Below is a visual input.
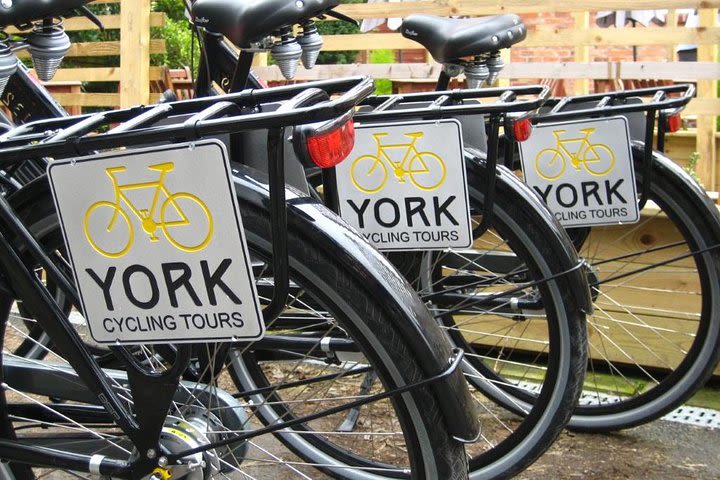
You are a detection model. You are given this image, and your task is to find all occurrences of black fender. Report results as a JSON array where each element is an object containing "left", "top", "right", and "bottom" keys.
[
  {"left": 464, "top": 147, "right": 594, "bottom": 315},
  {"left": 7, "top": 167, "right": 481, "bottom": 442},
  {"left": 631, "top": 141, "right": 720, "bottom": 238}
]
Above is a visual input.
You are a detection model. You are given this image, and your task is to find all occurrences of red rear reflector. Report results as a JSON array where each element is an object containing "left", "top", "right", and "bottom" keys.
[
  {"left": 512, "top": 118, "right": 533, "bottom": 142},
  {"left": 665, "top": 113, "right": 682, "bottom": 133},
  {"left": 306, "top": 119, "right": 355, "bottom": 168}
]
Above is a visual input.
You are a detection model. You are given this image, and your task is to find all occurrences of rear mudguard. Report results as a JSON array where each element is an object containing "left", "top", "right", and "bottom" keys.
[
  {"left": 464, "top": 148, "right": 594, "bottom": 315},
  {"left": 8, "top": 166, "right": 481, "bottom": 442}
]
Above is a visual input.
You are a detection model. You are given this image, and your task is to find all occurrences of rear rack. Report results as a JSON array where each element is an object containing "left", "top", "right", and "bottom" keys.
[
  {"left": 345, "top": 85, "right": 551, "bottom": 234},
  {"left": 0, "top": 76, "right": 374, "bottom": 326},
  {"left": 534, "top": 83, "right": 695, "bottom": 209},
  {"left": 0, "top": 76, "right": 374, "bottom": 163}
]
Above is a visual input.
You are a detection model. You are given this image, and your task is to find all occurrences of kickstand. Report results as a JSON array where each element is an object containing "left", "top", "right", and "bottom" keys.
[{"left": 337, "top": 370, "right": 378, "bottom": 432}]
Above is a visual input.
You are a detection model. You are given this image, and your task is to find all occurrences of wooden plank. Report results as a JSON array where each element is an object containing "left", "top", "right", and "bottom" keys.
[
  {"left": 573, "top": 12, "right": 591, "bottom": 95},
  {"left": 336, "top": 0, "right": 720, "bottom": 18},
  {"left": 53, "top": 93, "right": 119, "bottom": 107},
  {"left": 53, "top": 92, "right": 161, "bottom": 107},
  {"left": 618, "top": 61, "right": 720, "bottom": 80},
  {"left": 254, "top": 61, "right": 720, "bottom": 85},
  {"left": 695, "top": 9, "right": 719, "bottom": 191},
  {"left": 15, "top": 40, "right": 166, "bottom": 58},
  {"left": 5, "top": 13, "right": 165, "bottom": 33},
  {"left": 51, "top": 67, "right": 164, "bottom": 82},
  {"left": 684, "top": 98, "right": 720, "bottom": 116},
  {"left": 120, "top": 0, "right": 151, "bottom": 107},
  {"left": 322, "top": 28, "right": 720, "bottom": 52},
  {"left": 254, "top": 63, "right": 445, "bottom": 82}
]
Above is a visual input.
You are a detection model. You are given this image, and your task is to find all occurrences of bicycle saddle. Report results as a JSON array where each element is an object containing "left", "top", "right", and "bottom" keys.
[
  {"left": 0, "top": 0, "right": 91, "bottom": 28},
  {"left": 400, "top": 14, "right": 526, "bottom": 63},
  {"left": 192, "top": 0, "right": 339, "bottom": 48}
]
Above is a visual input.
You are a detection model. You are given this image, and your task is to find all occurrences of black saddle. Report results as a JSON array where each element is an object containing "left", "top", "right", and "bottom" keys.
[
  {"left": 192, "top": 0, "right": 339, "bottom": 48},
  {"left": 0, "top": 0, "right": 91, "bottom": 28},
  {"left": 400, "top": 14, "right": 527, "bottom": 63}
]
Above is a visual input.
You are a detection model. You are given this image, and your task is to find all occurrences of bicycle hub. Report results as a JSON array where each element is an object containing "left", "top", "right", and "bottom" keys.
[
  {"left": 271, "top": 27, "right": 302, "bottom": 80},
  {"left": 26, "top": 21, "right": 71, "bottom": 81},
  {"left": 298, "top": 21, "right": 323, "bottom": 69},
  {"left": 0, "top": 40, "right": 18, "bottom": 96}
]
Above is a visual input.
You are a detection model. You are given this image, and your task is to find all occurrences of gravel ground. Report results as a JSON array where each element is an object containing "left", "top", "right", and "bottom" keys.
[{"left": 517, "top": 420, "right": 720, "bottom": 479}]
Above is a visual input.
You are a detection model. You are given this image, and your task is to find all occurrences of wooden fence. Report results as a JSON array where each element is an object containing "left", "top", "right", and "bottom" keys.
[
  {"left": 10, "top": 0, "right": 162, "bottom": 109},
  {"left": 22, "top": 0, "right": 718, "bottom": 189},
  {"left": 251, "top": 1, "right": 720, "bottom": 190}
]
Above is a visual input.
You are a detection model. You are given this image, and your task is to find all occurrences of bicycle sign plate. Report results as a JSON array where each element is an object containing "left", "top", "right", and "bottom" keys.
[
  {"left": 518, "top": 116, "right": 639, "bottom": 227},
  {"left": 47, "top": 140, "right": 264, "bottom": 345},
  {"left": 335, "top": 119, "right": 472, "bottom": 251}
]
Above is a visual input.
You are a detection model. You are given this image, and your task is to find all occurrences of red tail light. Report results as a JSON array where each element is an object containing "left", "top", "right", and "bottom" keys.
[
  {"left": 305, "top": 117, "right": 355, "bottom": 168},
  {"left": 512, "top": 117, "right": 533, "bottom": 142},
  {"left": 665, "top": 113, "right": 682, "bottom": 133}
]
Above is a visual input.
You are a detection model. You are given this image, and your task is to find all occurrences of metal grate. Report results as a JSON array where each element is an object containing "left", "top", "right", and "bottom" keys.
[{"left": 528, "top": 383, "right": 720, "bottom": 428}]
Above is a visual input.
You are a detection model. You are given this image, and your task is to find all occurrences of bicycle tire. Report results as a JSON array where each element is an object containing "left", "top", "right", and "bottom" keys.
[
  {"left": 567, "top": 144, "right": 720, "bottom": 431},
  {"left": 262, "top": 149, "right": 589, "bottom": 479},
  {"left": 433, "top": 153, "right": 587, "bottom": 478},
  {"left": 0, "top": 172, "right": 469, "bottom": 479}
]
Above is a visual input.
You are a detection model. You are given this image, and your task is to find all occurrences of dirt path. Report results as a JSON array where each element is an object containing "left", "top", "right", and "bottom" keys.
[{"left": 517, "top": 421, "right": 719, "bottom": 479}]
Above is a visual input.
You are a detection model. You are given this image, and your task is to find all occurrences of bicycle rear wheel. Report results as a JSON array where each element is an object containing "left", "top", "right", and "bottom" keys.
[
  {"left": 298, "top": 150, "right": 589, "bottom": 479},
  {"left": 0, "top": 173, "right": 469, "bottom": 479},
  {"left": 422, "top": 154, "right": 588, "bottom": 479},
  {"left": 568, "top": 145, "right": 720, "bottom": 431}
]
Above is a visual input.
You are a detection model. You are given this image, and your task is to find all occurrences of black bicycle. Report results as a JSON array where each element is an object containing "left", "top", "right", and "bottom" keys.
[
  {"left": 0, "top": 2, "right": 489, "bottom": 477},
  {"left": 189, "top": 0, "right": 720, "bottom": 459},
  {"left": 0, "top": 2, "right": 594, "bottom": 479}
]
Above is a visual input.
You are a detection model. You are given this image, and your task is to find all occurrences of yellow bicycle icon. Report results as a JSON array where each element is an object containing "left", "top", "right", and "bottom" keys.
[
  {"left": 83, "top": 162, "right": 214, "bottom": 258},
  {"left": 350, "top": 131, "right": 446, "bottom": 193},
  {"left": 534, "top": 128, "right": 615, "bottom": 181}
]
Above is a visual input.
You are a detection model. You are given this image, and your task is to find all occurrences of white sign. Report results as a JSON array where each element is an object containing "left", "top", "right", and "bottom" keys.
[
  {"left": 518, "top": 116, "right": 639, "bottom": 227},
  {"left": 336, "top": 120, "right": 472, "bottom": 251},
  {"left": 48, "top": 140, "right": 264, "bottom": 344}
]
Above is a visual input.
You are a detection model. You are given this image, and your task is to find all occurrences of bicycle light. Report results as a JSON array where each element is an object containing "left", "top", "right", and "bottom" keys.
[
  {"left": 511, "top": 117, "right": 533, "bottom": 142},
  {"left": 293, "top": 110, "right": 355, "bottom": 168},
  {"left": 0, "top": 41, "right": 18, "bottom": 96},
  {"left": 27, "top": 22, "right": 71, "bottom": 81},
  {"left": 664, "top": 113, "right": 682, "bottom": 133}
]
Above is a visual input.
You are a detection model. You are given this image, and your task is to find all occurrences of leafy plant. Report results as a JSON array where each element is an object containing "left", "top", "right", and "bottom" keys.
[
  {"left": 369, "top": 49, "right": 395, "bottom": 95},
  {"left": 686, "top": 151, "right": 702, "bottom": 185}
]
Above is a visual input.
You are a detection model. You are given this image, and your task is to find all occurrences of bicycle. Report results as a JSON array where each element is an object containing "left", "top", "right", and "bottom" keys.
[
  {"left": 0, "top": 3, "right": 594, "bottom": 478},
  {"left": 534, "top": 128, "right": 615, "bottom": 180},
  {"left": 84, "top": 162, "right": 213, "bottom": 258},
  {"left": 350, "top": 131, "right": 446, "bottom": 193},
  {"left": 0, "top": 2, "right": 481, "bottom": 477},
  {"left": 188, "top": 4, "right": 592, "bottom": 479},
  {"left": 188, "top": 2, "right": 720, "bottom": 443}
]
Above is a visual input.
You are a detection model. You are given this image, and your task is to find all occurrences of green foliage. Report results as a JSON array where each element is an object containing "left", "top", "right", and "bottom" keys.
[
  {"left": 151, "top": 0, "right": 197, "bottom": 70},
  {"left": 686, "top": 151, "right": 702, "bottom": 186},
  {"left": 369, "top": 50, "right": 394, "bottom": 95},
  {"left": 315, "top": 0, "right": 362, "bottom": 65}
]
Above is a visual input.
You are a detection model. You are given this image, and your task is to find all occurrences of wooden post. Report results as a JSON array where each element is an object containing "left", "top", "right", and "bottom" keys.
[
  {"left": 573, "top": 11, "right": 590, "bottom": 95},
  {"left": 120, "top": 0, "right": 151, "bottom": 108},
  {"left": 666, "top": 9, "right": 678, "bottom": 61},
  {"left": 696, "top": 9, "right": 718, "bottom": 191}
]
